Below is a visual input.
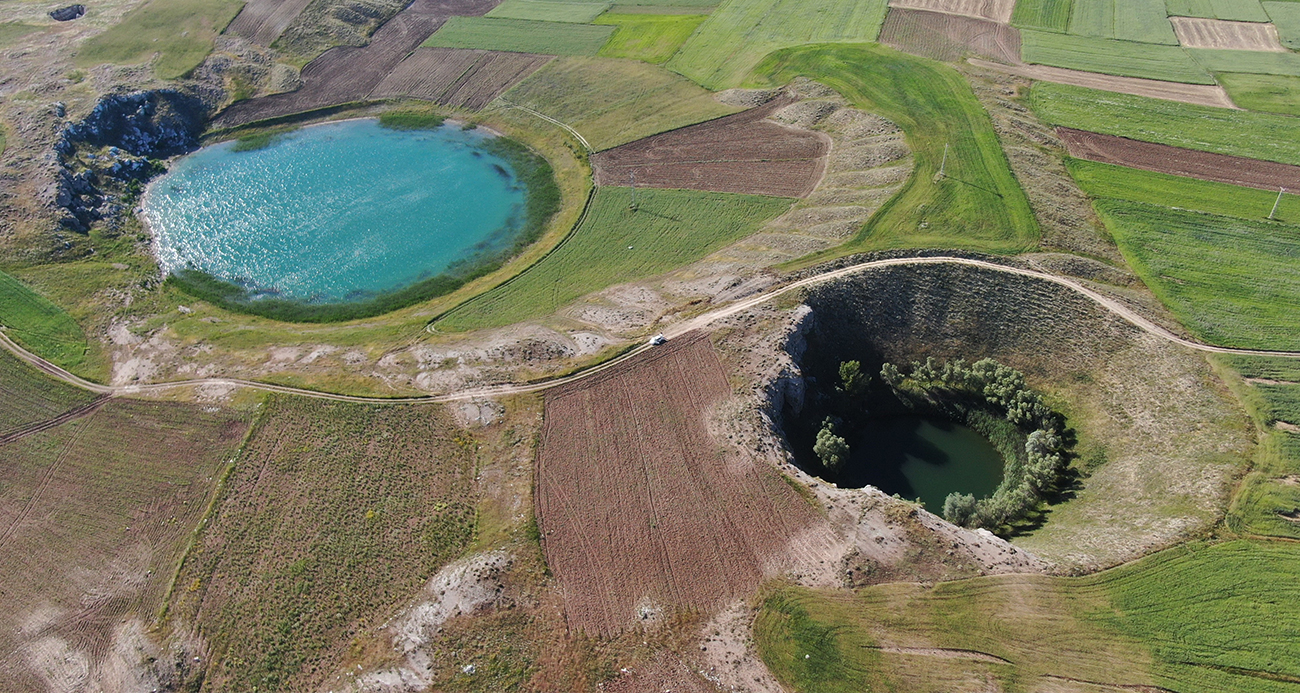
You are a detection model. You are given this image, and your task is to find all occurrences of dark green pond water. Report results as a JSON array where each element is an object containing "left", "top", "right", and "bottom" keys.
[{"left": 842, "top": 416, "right": 1005, "bottom": 514}]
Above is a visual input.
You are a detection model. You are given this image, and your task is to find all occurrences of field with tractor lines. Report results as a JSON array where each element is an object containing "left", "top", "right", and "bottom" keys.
[
  {"left": 423, "top": 16, "right": 615, "bottom": 55},
  {"left": 1020, "top": 31, "right": 1214, "bottom": 83}
]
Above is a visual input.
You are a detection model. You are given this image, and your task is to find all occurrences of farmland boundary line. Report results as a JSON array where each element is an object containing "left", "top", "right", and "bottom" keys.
[
  {"left": 496, "top": 100, "right": 592, "bottom": 152},
  {"left": 4, "top": 257, "right": 1300, "bottom": 405}
]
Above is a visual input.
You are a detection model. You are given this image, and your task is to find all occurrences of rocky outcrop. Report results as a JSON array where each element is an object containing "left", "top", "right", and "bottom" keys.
[
  {"left": 51, "top": 90, "right": 207, "bottom": 231},
  {"left": 49, "top": 4, "right": 85, "bottom": 21}
]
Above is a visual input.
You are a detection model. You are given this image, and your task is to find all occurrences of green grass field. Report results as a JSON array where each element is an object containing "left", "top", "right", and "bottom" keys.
[
  {"left": 1066, "top": 158, "right": 1300, "bottom": 222},
  {"left": 1068, "top": 0, "right": 1179, "bottom": 44},
  {"left": 436, "top": 187, "right": 791, "bottom": 331},
  {"left": 76, "top": 0, "right": 242, "bottom": 78},
  {"left": 594, "top": 12, "right": 705, "bottom": 63},
  {"left": 1020, "top": 31, "right": 1213, "bottom": 83},
  {"left": 1218, "top": 72, "right": 1300, "bottom": 116},
  {"left": 1031, "top": 82, "right": 1300, "bottom": 165},
  {"left": 423, "top": 16, "right": 614, "bottom": 55},
  {"left": 1094, "top": 201, "right": 1300, "bottom": 351},
  {"left": 499, "top": 57, "right": 739, "bottom": 150},
  {"left": 1170, "top": 0, "right": 1272, "bottom": 21},
  {"left": 1011, "top": 0, "right": 1074, "bottom": 32},
  {"left": 486, "top": 0, "right": 612, "bottom": 23},
  {"left": 751, "top": 44, "right": 1038, "bottom": 261},
  {"left": 666, "top": 0, "right": 888, "bottom": 89},
  {"left": 1191, "top": 48, "right": 1300, "bottom": 77},
  {"left": 1265, "top": 1, "right": 1300, "bottom": 48},
  {"left": 0, "top": 269, "right": 90, "bottom": 373},
  {"left": 756, "top": 541, "right": 1300, "bottom": 693}
]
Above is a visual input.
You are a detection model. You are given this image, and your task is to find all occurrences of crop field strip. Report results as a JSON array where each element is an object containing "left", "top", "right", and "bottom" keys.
[
  {"left": 590, "top": 94, "right": 831, "bottom": 198},
  {"left": 1170, "top": 0, "right": 1273, "bottom": 22},
  {"left": 1066, "top": 158, "right": 1300, "bottom": 222},
  {"left": 971, "top": 58, "right": 1238, "bottom": 107},
  {"left": 756, "top": 541, "right": 1300, "bottom": 693},
  {"left": 1031, "top": 82, "right": 1300, "bottom": 165},
  {"left": 1069, "top": 0, "right": 1179, "bottom": 44},
  {"left": 1058, "top": 127, "right": 1300, "bottom": 191},
  {"left": 372, "top": 48, "right": 551, "bottom": 109},
  {"left": 1190, "top": 47, "right": 1300, "bottom": 75},
  {"left": 1010, "top": 0, "right": 1073, "bottom": 32},
  {"left": 1218, "top": 72, "right": 1300, "bottom": 115},
  {"left": 535, "top": 332, "right": 830, "bottom": 636},
  {"left": 214, "top": 0, "right": 499, "bottom": 128},
  {"left": 878, "top": 8, "right": 1022, "bottom": 64},
  {"left": 0, "top": 269, "right": 90, "bottom": 374},
  {"left": 166, "top": 396, "right": 477, "bottom": 691},
  {"left": 1223, "top": 355, "right": 1300, "bottom": 539},
  {"left": 485, "top": 0, "right": 612, "bottom": 22},
  {"left": 887, "top": 0, "right": 1016, "bottom": 23},
  {"left": 225, "top": 0, "right": 315, "bottom": 45},
  {"left": 667, "top": 0, "right": 890, "bottom": 90},
  {"left": 593, "top": 12, "right": 708, "bottom": 63},
  {"left": 0, "top": 349, "right": 98, "bottom": 439},
  {"left": 422, "top": 16, "right": 616, "bottom": 55},
  {"left": 1019, "top": 31, "right": 1215, "bottom": 83},
  {"left": 1170, "top": 16, "right": 1287, "bottom": 50},
  {"left": 1266, "top": 0, "right": 1300, "bottom": 48},
  {"left": 0, "top": 398, "right": 248, "bottom": 690}
]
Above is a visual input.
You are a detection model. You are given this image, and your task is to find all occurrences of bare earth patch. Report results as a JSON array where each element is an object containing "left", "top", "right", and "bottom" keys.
[
  {"left": 969, "top": 58, "right": 1239, "bottom": 109},
  {"left": 1171, "top": 16, "right": 1286, "bottom": 52},
  {"left": 225, "top": 0, "right": 316, "bottom": 46},
  {"left": 1058, "top": 126, "right": 1300, "bottom": 191},
  {"left": 889, "top": 0, "right": 1016, "bottom": 24},
  {"left": 881, "top": 7, "right": 1021, "bottom": 63}
]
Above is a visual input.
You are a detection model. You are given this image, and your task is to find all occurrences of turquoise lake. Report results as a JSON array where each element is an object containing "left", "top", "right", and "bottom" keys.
[{"left": 142, "top": 119, "right": 527, "bottom": 303}]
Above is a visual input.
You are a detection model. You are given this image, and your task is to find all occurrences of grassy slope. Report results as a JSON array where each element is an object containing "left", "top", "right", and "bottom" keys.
[
  {"left": 167, "top": 395, "right": 477, "bottom": 692},
  {"left": 1020, "top": 31, "right": 1214, "bottom": 84},
  {"left": 0, "top": 22, "right": 41, "bottom": 48},
  {"left": 76, "top": 0, "right": 243, "bottom": 79},
  {"left": 486, "top": 0, "right": 613, "bottom": 23},
  {"left": 437, "top": 187, "right": 791, "bottom": 331},
  {"left": 1031, "top": 82, "right": 1300, "bottom": 165},
  {"left": 0, "top": 348, "right": 97, "bottom": 434},
  {"left": 1191, "top": 48, "right": 1300, "bottom": 77},
  {"left": 1218, "top": 72, "right": 1300, "bottom": 116},
  {"left": 499, "top": 56, "right": 739, "bottom": 150},
  {"left": 1011, "top": 0, "right": 1074, "bottom": 32},
  {"left": 1094, "top": 201, "right": 1300, "bottom": 351},
  {"left": 751, "top": 44, "right": 1038, "bottom": 264},
  {"left": 1265, "top": 0, "right": 1300, "bottom": 49},
  {"left": 757, "top": 541, "right": 1300, "bottom": 693},
  {"left": 666, "top": 0, "right": 889, "bottom": 90},
  {"left": 593, "top": 12, "right": 706, "bottom": 63},
  {"left": 1222, "top": 355, "right": 1300, "bottom": 539},
  {"left": 1066, "top": 158, "right": 1300, "bottom": 223},
  {"left": 0, "top": 268, "right": 91, "bottom": 374},
  {"left": 423, "top": 16, "right": 614, "bottom": 55}
]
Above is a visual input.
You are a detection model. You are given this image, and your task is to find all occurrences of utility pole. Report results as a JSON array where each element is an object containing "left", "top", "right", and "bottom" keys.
[
  {"left": 1269, "top": 186, "right": 1285, "bottom": 220},
  {"left": 936, "top": 142, "right": 949, "bottom": 181}
]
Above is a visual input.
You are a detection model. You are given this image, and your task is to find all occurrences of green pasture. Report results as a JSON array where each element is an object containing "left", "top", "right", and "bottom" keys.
[
  {"left": 499, "top": 57, "right": 738, "bottom": 150},
  {"left": 0, "top": 22, "right": 41, "bottom": 48},
  {"left": 1222, "top": 354, "right": 1300, "bottom": 540},
  {"left": 436, "top": 187, "right": 791, "bottom": 331},
  {"left": 485, "top": 0, "right": 611, "bottom": 23},
  {"left": 1011, "top": 0, "right": 1074, "bottom": 32},
  {"left": 756, "top": 541, "right": 1300, "bottom": 693},
  {"left": 1069, "top": 0, "right": 1178, "bottom": 44},
  {"left": 1219, "top": 73, "right": 1300, "bottom": 116},
  {"left": 1020, "top": 32, "right": 1213, "bottom": 83},
  {"left": 1170, "top": 0, "right": 1272, "bottom": 21},
  {"left": 667, "top": 0, "right": 888, "bottom": 90},
  {"left": 422, "top": 16, "right": 614, "bottom": 55},
  {"left": 0, "top": 269, "right": 90, "bottom": 374},
  {"left": 1094, "top": 200, "right": 1300, "bottom": 351},
  {"left": 594, "top": 12, "right": 705, "bottom": 63},
  {"left": 751, "top": 44, "right": 1038, "bottom": 262},
  {"left": 1031, "top": 82, "right": 1300, "bottom": 165},
  {"left": 1265, "top": 1, "right": 1300, "bottom": 49},
  {"left": 613, "top": 0, "right": 717, "bottom": 5},
  {"left": 76, "top": 0, "right": 242, "bottom": 79},
  {"left": 1191, "top": 48, "right": 1300, "bottom": 77},
  {"left": 1066, "top": 159, "right": 1300, "bottom": 222}
]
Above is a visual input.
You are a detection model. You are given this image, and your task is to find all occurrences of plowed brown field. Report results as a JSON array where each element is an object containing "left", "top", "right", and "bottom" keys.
[
  {"left": 372, "top": 47, "right": 550, "bottom": 109},
  {"left": 226, "top": 0, "right": 315, "bottom": 45},
  {"left": 889, "top": 0, "right": 1015, "bottom": 23},
  {"left": 215, "top": 0, "right": 499, "bottom": 127},
  {"left": 969, "top": 58, "right": 1239, "bottom": 109},
  {"left": 880, "top": 8, "right": 1020, "bottom": 63},
  {"left": 536, "top": 332, "right": 827, "bottom": 636},
  {"left": 590, "top": 96, "right": 830, "bottom": 198},
  {"left": 1058, "top": 127, "right": 1300, "bottom": 191}
]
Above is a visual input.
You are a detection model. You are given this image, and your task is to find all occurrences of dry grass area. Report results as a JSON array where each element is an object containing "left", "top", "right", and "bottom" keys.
[
  {"left": 536, "top": 332, "right": 832, "bottom": 636},
  {"left": 889, "top": 0, "right": 1015, "bottom": 23},
  {"left": 372, "top": 47, "right": 551, "bottom": 110},
  {"left": 880, "top": 8, "right": 1021, "bottom": 63},
  {"left": 1171, "top": 16, "right": 1287, "bottom": 51},
  {"left": 0, "top": 398, "right": 249, "bottom": 692},
  {"left": 1059, "top": 126, "right": 1300, "bottom": 191},
  {"left": 590, "top": 93, "right": 830, "bottom": 198}
]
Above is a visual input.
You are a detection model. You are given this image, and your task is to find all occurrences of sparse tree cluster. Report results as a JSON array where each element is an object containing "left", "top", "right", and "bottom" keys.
[{"left": 814, "top": 417, "right": 849, "bottom": 471}]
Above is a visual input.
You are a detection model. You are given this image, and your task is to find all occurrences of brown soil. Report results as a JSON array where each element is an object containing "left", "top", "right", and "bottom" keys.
[
  {"left": 225, "top": 0, "right": 316, "bottom": 46},
  {"left": 535, "top": 331, "right": 828, "bottom": 636},
  {"left": 889, "top": 0, "right": 1016, "bottom": 23},
  {"left": 1170, "top": 16, "right": 1286, "bottom": 52},
  {"left": 1058, "top": 127, "right": 1300, "bottom": 192},
  {"left": 602, "top": 651, "right": 715, "bottom": 693},
  {"left": 969, "top": 59, "right": 1240, "bottom": 109},
  {"left": 214, "top": 0, "right": 499, "bottom": 128},
  {"left": 881, "top": 7, "right": 1021, "bottom": 63},
  {"left": 590, "top": 95, "right": 831, "bottom": 198},
  {"left": 372, "top": 47, "right": 551, "bottom": 110}
]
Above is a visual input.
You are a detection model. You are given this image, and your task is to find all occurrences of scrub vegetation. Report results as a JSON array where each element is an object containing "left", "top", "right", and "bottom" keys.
[
  {"left": 1031, "top": 82, "right": 1300, "bottom": 165},
  {"left": 752, "top": 44, "right": 1038, "bottom": 262},
  {"left": 437, "top": 187, "right": 791, "bottom": 331},
  {"left": 593, "top": 12, "right": 706, "bottom": 63},
  {"left": 755, "top": 540, "right": 1300, "bottom": 693},
  {"left": 76, "top": 0, "right": 243, "bottom": 78},
  {"left": 422, "top": 16, "right": 615, "bottom": 56}
]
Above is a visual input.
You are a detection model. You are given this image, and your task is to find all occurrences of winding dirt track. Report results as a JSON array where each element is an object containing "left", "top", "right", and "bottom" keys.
[{"left": 3, "top": 257, "right": 1298, "bottom": 405}]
